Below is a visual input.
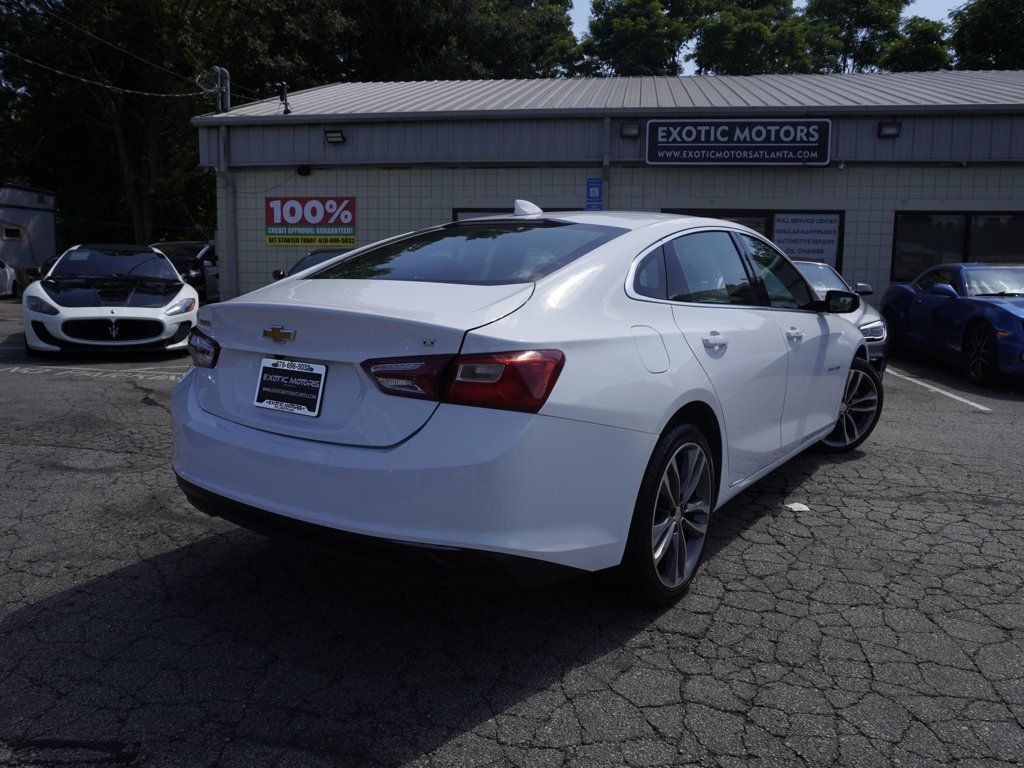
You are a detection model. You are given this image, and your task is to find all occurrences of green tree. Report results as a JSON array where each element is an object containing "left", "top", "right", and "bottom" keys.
[
  {"left": 583, "top": 0, "right": 690, "bottom": 75},
  {"left": 340, "top": 1, "right": 578, "bottom": 80},
  {"left": 949, "top": 0, "right": 1024, "bottom": 70},
  {"left": 689, "top": 1, "right": 813, "bottom": 75},
  {"left": 881, "top": 16, "right": 951, "bottom": 72},
  {"left": 804, "top": 0, "right": 910, "bottom": 73},
  {"left": 0, "top": 0, "right": 579, "bottom": 247}
]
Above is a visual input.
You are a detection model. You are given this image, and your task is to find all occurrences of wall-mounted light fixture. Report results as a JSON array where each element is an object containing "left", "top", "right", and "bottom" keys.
[
  {"left": 620, "top": 123, "right": 640, "bottom": 138},
  {"left": 324, "top": 127, "right": 347, "bottom": 144},
  {"left": 877, "top": 121, "right": 902, "bottom": 138}
]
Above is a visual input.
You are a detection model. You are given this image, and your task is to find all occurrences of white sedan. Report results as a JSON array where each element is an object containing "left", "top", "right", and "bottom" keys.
[
  {"left": 172, "top": 205, "right": 882, "bottom": 602},
  {"left": 22, "top": 244, "right": 199, "bottom": 354}
]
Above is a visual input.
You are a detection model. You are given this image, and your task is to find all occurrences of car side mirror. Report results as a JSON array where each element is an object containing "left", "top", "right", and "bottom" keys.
[
  {"left": 25, "top": 267, "right": 41, "bottom": 280},
  {"left": 272, "top": 269, "right": 286, "bottom": 280},
  {"left": 929, "top": 283, "right": 958, "bottom": 298},
  {"left": 822, "top": 289, "right": 860, "bottom": 314},
  {"left": 854, "top": 282, "right": 873, "bottom": 296}
]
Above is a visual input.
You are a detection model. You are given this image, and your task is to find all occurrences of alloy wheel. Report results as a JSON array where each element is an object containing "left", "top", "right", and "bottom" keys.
[
  {"left": 821, "top": 367, "right": 879, "bottom": 449},
  {"left": 651, "top": 442, "right": 712, "bottom": 589},
  {"left": 965, "top": 325, "right": 994, "bottom": 382}
]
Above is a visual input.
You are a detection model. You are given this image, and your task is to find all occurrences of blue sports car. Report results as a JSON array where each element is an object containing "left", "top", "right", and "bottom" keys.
[{"left": 880, "top": 264, "right": 1024, "bottom": 384}]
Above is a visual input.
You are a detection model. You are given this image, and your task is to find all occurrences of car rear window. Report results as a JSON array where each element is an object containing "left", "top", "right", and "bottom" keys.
[{"left": 308, "top": 221, "right": 627, "bottom": 285}]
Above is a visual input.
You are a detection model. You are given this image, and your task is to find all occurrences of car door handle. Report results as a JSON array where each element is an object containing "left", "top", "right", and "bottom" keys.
[
  {"left": 785, "top": 328, "right": 804, "bottom": 341},
  {"left": 702, "top": 333, "right": 728, "bottom": 349}
]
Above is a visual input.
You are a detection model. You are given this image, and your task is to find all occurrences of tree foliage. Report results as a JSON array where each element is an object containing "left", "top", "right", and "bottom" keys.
[
  {"left": 581, "top": 0, "right": 690, "bottom": 75},
  {"left": 881, "top": 16, "right": 951, "bottom": 72},
  {"left": 949, "top": 0, "right": 1024, "bottom": 70},
  {"left": 689, "top": 1, "right": 814, "bottom": 75},
  {"left": 804, "top": 0, "right": 909, "bottom": 72},
  {"left": 0, "top": 0, "right": 578, "bottom": 247}
]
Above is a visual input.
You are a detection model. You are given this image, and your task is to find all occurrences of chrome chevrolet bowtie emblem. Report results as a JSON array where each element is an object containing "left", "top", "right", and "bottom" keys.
[
  {"left": 108, "top": 320, "right": 119, "bottom": 339},
  {"left": 263, "top": 326, "right": 296, "bottom": 343}
]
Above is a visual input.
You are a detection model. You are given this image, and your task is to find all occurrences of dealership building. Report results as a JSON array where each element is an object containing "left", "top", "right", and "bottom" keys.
[{"left": 193, "top": 70, "right": 1024, "bottom": 299}]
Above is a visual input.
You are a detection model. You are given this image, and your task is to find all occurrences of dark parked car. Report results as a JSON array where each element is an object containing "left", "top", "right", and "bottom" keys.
[
  {"left": 881, "top": 263, "right": 1024, "bottom": 384},
  {"left": 272, "top": 248, "right": 351, "bottom": 281},
  {"left": 151, "top": 241, "right": 218, "bottom": 302}
]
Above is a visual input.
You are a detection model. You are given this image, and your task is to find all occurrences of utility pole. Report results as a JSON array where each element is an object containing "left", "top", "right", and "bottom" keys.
[{"left": 210, "top": 66, "right": 231, "bottom": 113}]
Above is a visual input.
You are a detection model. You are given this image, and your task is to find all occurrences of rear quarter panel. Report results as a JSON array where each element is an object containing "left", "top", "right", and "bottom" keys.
[{"left": 461, "top": 231, "right": 728, "bottom": 473}]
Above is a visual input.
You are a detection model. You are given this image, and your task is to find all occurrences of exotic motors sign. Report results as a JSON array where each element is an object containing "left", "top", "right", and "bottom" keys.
[
  {"left": 265, "top": 196, "right": 356, "bottom": 247},
  {"left": 646, "top": 119, "right": 831, "bottom": 166}
]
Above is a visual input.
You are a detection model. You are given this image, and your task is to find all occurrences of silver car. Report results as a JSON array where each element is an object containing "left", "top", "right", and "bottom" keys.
[{"left": 794, "top": 260, "right": 888, "bottom": 374}]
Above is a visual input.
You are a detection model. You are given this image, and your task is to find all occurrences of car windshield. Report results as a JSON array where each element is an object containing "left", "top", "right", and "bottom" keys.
[
  {"left": 309, "top": 222, "right": 628, "bottom": 285},
  {"left": 50, "top": 248, "right": 180, "bottom": 280},
  {"left": 966, "top": 266, "right": 1024, "bottom": 296},
  {"left": 794, "top": 261, "right": 849, "bottom": 297}
]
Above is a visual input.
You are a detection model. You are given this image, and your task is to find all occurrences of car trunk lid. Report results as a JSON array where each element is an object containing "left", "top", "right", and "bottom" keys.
[{"left": 194, "top": 278, "right": 533, "bottom": 446}]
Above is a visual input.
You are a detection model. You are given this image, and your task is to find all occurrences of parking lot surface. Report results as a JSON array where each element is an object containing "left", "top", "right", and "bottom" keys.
[{"left": 1, "top": 297, "right": 1023, "bottom": 768}]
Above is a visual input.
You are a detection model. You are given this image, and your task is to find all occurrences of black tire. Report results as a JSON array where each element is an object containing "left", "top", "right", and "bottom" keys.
[
  {"left": 622, "top": 422, "right": 717, "bottom": 604},
  {"left": 10, "top": 281, "right": 18, "bottom": 299},
  {"left": 817, "top": 357, "right": 883, "bottom": 453},
  {"left": 882, "top": 307, "right": 901, "bottom": 354},
  {"left": 962, "top": 322, "right": 998, "bottom": 385}
]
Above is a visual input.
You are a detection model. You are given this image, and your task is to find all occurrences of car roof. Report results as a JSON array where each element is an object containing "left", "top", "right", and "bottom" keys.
[
  {"left": 961, "top": 263, "right": 1024, "bottom": 269},
  {"left": 73, "top": 243, "right": 160, "bottom": 252},
  {"left": 458, "top": 209, "right": 761, "bottom": 236}
]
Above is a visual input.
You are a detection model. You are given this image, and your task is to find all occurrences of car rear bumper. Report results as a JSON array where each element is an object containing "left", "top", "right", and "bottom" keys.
[{"left": 171, "top": 371, "right": 656, "bottom": 573}]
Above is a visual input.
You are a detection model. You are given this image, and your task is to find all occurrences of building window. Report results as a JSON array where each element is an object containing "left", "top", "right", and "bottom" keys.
[
  {"left": 2, "top": 226, "right": 23, "bottom": 240},
  {"left": 970, "top": 215, "right": 1024, "bottom": 264},
  {"left": 892, "top": 212, "right": 1024, "bottom": 281}
]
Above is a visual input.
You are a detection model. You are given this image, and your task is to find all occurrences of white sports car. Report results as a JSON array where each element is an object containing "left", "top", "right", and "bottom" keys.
[
  {"left": 22, "top": 244, "right": 199, "bottom": 354},
  {"left": 172, "top": 204, "right": 882, "bottom": 602}
]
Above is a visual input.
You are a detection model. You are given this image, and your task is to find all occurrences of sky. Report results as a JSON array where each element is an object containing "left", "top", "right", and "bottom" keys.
[{"left": 568, "top": 1, "right": 962, "bottom": 40}]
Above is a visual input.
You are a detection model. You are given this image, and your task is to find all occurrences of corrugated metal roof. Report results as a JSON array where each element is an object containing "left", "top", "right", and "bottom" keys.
[{"left": 194, "top": 70, "right": 1024, "bottom": 125}]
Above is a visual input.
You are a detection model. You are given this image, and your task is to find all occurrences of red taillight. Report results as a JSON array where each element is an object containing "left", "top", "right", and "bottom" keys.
[
  {"left": 362, "top": 349, "right": 565, "bottom": 413},
  {"left": 361, "top": 355, "right": 454, "bottom": 400},
  {"left": 188, "top": 328, "right": 220, "bottom": 368},
  {"left": 446, "top": 350, "right": 565, "bottom": 413}
]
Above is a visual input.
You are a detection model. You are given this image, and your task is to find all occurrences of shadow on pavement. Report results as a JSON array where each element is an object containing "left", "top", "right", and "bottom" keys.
[{"left": 0, "top": 445, "right": 858, "bottom": 767}]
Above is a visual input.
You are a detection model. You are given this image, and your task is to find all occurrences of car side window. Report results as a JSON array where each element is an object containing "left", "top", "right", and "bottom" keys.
[
  {"left": 664, "top": 231, "right": 756, "bottom": 305},
  {"left": 935, "top": 269, "right": 961, "bottom": 293},
  {"left": 739, "top": 234, "right": 816, "bottom": 310},
  {"left": 633, "top": 248, "right": 667, "bottom": 299},
  {"left": 915, "top": 270, "right": 940, "bottom": 291}
]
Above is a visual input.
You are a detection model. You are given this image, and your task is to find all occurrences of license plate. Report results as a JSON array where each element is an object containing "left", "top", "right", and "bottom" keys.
[{"left": 254, "top": 358, "right": 326, "bottom": 417}]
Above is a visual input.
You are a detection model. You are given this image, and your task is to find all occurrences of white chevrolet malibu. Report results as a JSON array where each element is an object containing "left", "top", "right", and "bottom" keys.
[
  {"left": 172, "top": 204, "right": 883, "bottom": 602},
  {"left": 23, "top": 244, "right": 199, "bottom": 354}
]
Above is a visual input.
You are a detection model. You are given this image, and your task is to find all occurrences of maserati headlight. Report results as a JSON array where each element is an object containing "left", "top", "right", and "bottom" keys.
[
  {"left": 859, "top": 319, "right": 887, "bottom": 342},
  {"left": 164, "top": 297, "right": 197, "bottom": 316},
  {"left": 25, "top": 295, "right": 59, "bottom": 315}
]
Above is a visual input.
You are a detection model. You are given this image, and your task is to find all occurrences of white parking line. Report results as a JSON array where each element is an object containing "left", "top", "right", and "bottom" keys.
[
  {"left": 887, "top": 367, "right": 993, "bottom": 413},
  {"left": 0, "top": 363, "right": 185, "bottom": 382}
]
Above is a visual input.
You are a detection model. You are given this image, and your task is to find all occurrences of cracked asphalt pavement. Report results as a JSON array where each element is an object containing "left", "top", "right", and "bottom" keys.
[{"left": 1, "top": 298, "right": 1023, "bottom": 767}]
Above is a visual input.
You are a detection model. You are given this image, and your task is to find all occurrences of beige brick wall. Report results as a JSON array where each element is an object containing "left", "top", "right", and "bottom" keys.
[{"left": 216, "top": 164, "right": 1024, "bottom": 298}]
